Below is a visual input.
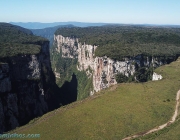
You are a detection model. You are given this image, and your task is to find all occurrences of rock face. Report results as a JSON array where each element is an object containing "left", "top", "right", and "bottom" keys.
[
  {"left": 54, "top": 35, "right": 170, "bottom": 94},
  {"left": 54, "top": 35, "right": 78, "bottom": 58},
  {"left": 77, "top": 43, "right": 97, "bottom": 71},
  {"left": 152, "top": 72, "right": 163, "bottom": 81},
  {"left": 0, "top": 41, "right": 57, "bottom": 133},
  {"left": 93, "top": 57, "right": 136, "bottom": 92},
  {"left": 0, "top": 63, "right": 11, "bottom": 93}
]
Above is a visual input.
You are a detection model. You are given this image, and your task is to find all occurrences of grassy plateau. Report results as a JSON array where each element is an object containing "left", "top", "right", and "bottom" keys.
[{"left": 9, "top": 58, "right": 180, "bottom": 140}]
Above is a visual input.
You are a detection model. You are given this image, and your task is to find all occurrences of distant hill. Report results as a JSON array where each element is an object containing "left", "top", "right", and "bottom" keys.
[
  {"left": 10, "top": 22, "right": 109, "bottom": 29},
  {"left": 31, "top": 24, "right": 75, "bottom": 46},
  {"left": 11, "top": 22, "right": 180, "bottom": 47},
  {"left": 10, "top": 22, "right": 180, "bottom": 29}
]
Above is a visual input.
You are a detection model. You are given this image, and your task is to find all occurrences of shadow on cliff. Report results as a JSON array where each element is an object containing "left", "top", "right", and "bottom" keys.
[
  {"left": 46, "top": 72, "right": 78, "bottom": 110},
  {"left": 59, "top": 73, "right": 78, "bottom": 105}
]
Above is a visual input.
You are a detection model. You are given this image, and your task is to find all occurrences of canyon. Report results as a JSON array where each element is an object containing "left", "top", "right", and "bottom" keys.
[{"left": 1, "top": 23, "right": 178, "bottom": 134}]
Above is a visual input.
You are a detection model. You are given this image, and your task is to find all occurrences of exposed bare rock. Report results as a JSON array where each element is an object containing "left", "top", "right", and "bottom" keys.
[
  {"left": 77, "top": 43, "right": 97, "bottom": 71},
  {"left": 152, "top": 72, "right": 163, "bottom": 81},
  {"left": 93, "top": 57, "right": 136, "bottom": 92},
  {"left": 0, "top": 42, "right": 57, "bottom": 133},
  {"left": 54, "top": 34, "right": 167, "bottom": 95},
  {"left": 54, "top": 35, "right": 136, "bottom": 93},
  {"left": 54, "top": 35, "right": 78, "bottom": 58},
  {"left": 28, "top": 55, "right": 40, "bottom": 79}
]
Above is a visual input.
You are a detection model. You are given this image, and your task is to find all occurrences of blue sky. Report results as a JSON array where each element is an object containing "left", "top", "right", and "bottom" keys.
[{"left": 0, "top": 0, "right": 179, "bottom": 25}]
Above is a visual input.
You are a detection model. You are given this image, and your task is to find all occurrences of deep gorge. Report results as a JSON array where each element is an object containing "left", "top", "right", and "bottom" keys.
[
  {"left": 52, "top": 33, "right": 178, "bottom": 98},
  {"left": 1, "top": 23, "right": 180, "bottom": 133},
  {"left": 0, "top": 23, "right": 78, "bottom": 133}
]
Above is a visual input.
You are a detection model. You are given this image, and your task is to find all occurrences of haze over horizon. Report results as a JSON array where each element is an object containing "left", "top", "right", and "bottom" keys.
[{"left": 0, "top": 0, "right": 180, "bottom": 25}]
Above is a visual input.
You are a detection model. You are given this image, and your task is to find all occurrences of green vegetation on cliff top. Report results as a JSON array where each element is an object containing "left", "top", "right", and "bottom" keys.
[
  {"left": 55, "top": 26, "right": 180, "bottom": 60},
  {"left": 0, "top": 23, "right": 48, "bottom": 58},
  {"left": 10, "top": 57, "right": 180, "bottom": 139}
]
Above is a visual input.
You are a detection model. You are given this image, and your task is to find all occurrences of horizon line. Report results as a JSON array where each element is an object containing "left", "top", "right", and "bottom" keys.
[{"left": 6, "top": 21, "right": 180, "bottom": 26}]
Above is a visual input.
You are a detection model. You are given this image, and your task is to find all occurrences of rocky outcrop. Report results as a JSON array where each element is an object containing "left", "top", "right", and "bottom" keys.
[
  {"left": 0, "top": 41, "right": 58, "bottom": 133},
  {"left": 93, "top": 56, "right": 136, "bottom": 92},
  {"left": 152, "top": 72, "right": 163, "bottom": 81},
  {"left": 91, "top": 55, "right": 166, "bottom": 91},
  {"left": 54, "top": 35, "right": 78, "bottom": 58},
  {"left": 54, "top": 34, "right": 170, "bottom": 94},
  {"left": 77, "top": 43, "right": 97, "bottom": 71},
  {"left": 28, "top": 55, "right": 41, "bottom": 79}
]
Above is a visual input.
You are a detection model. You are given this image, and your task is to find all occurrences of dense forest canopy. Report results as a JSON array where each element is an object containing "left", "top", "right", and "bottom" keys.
[
  {"left": 0, "top": 23, "right": 48, "bottom": 58},
  {"left": 55, "top": 25, "right": 180, "bottom": 60}
]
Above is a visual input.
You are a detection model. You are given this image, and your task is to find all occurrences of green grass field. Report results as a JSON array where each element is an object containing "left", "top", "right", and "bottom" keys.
[
  {"left": 152, "top": 116, "right": 180, "bottom": 140},
  {"left": 9, "top": 58, "right": 180, "bottom": 140},
  {"left": 135, "top": 116, "right": 180, "bottom": 140}
]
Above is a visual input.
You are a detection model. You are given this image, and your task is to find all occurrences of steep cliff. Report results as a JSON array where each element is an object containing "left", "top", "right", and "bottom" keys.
[
  {"left": 0, "top": 23, "right": 62, "bottom": 133},
  {"left": 54, "top": 35, "right": 78, "bottom": 58},
  {"left": 0, "top": 43, "right": 52, "bottom": 132},
  {"left": 52, "top": 35, "right": 94, "bottom": 100},
  {"left": 53, "top": 35, "right": 131, "bottom": 93},
  {"left": 53, "top": 34, "right": 176, "bottom": 94}
]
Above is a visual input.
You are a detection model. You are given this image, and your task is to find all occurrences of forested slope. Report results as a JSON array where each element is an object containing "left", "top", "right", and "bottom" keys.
[
  {"left": 55, "top": 25, "right": 180, "bottom": 60},
  {"left": 0, "top": 23, "right": 48, "bottom": 58}
]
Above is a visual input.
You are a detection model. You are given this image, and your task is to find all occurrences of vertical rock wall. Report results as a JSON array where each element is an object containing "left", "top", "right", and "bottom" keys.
[
  {"left": 54, "top": 35, "right": 136, "bottom": 93},
  {"left": 54, "top": 35, "right": 78, "bottom": 58},
  {"left": 54, "top": 35, "right": 167, "bottom": 94},
  {"left": 0, "top": 42, "right": 56, "bottom": 133}
]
